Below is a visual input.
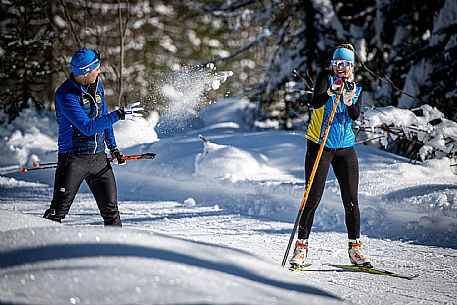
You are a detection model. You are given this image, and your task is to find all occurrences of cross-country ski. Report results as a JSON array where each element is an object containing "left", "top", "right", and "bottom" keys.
[{"left": 327, "top": 264, "right": 419, "bottom": 280}]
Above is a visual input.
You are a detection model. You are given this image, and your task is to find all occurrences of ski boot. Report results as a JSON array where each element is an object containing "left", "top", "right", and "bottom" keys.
[
  {"left": 348, "top": 239, "right": 372, "bottom": 268},
  {"left": 289, "top": 239, "right": 309, "bottom": 270}
]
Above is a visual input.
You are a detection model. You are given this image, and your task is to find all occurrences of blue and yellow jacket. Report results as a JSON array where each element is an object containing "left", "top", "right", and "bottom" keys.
[
  {"left": 55, "top": 75, "right": 120, "bottom": 154},
  {"left": 306, "top": 70, "right": 362, "bottom": 149}
]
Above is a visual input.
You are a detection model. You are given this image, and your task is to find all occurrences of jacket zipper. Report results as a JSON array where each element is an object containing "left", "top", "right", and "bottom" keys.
[
  {"left": 339, "top": 106, "right": 346, "bottom": 148},
  {"left": 84, "top": 78, "right": 99, "bottom": 154}
]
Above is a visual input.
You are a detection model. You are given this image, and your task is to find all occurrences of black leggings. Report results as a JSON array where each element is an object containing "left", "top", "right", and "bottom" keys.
[
  {"left": 44, "top": 152, "right": 121, "bottom": 226},
  {"left": 298, "top": 141, "right": 360, "bottom": 239}
]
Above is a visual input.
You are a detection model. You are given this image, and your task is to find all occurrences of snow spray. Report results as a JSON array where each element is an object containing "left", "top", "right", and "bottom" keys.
[{"left": 154, "top": 63, "right": 233, "bottom": 137}]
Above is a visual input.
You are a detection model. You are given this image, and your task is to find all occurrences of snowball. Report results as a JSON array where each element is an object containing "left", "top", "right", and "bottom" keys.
[{"left": 183, "top": 197, "right": 196, "bottom": 207}]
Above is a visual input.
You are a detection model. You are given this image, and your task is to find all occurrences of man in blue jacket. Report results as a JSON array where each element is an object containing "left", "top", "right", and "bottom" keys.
[{"left": 43, "top": 48, "right": 143, "bottom": 226}]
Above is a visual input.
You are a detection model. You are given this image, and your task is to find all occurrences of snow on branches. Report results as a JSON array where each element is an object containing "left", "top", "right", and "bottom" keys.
[{"left": 355, "top": 105, "right": 457, "bottom": 166}]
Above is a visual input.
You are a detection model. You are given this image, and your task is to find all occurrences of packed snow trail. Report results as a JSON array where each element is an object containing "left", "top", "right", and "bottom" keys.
[{"left": 1, "top": 196, "right": 456, "bottom": 305}]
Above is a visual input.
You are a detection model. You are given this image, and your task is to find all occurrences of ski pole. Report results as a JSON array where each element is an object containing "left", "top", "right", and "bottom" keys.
[
  {"left": 107, "top": 152, "right": 156, "bottom": 162},
  {"left": 20, "top": 165, "right": 57, "bottom": 173},
  {"left": 20, "top": 152, "right": 157, "bottom": 173},
  {"left": 0, "top": 165, "right": 27, "bottom": 175},
  {"left": 281, "top": 81, "right": 346, "bottom": 267},
  {"left": 32, "top": 161, "right": 57, "bottom": 167},
  {"left": 19, "top": 161, "right": 60, "bottom": 172}
]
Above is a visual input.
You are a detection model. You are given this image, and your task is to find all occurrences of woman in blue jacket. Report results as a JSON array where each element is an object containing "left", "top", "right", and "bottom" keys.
[
  {"left": 43, "top": 49, "right": 142, "bottom": 226},
  {"left": 289, "top": 44, "right": 371, "bottom": 267}
]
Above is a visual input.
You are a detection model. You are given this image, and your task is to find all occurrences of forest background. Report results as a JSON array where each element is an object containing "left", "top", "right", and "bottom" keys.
[{"left": 1, "top": 0, "right": 456, "bottom": 162}]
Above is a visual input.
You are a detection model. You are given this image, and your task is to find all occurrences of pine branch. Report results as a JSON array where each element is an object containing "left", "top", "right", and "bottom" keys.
[{"left": 356, "top": 123, "right": 457, "bottom": 159}]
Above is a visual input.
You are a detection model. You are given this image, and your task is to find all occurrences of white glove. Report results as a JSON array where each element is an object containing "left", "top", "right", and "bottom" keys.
[
  {"left": 117, "top": 102, "right": 144, "bottom": 121},
  {"left": 327, "top": 78, "right": 343, "bottom": 96},
  {"left": 343, "top": 85, "right": 357, "bottom": 106}
]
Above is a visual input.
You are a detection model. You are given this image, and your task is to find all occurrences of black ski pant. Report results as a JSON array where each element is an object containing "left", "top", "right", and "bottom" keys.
[
  {"left": 298, "top": 140, "right": 360, "bottom": 240},
  {"left": 44, "top": 152, "right": 122, "bottom": 226}
]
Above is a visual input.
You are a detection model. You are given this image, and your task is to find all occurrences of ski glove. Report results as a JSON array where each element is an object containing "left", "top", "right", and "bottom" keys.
[
  {"left": 343, "top": 83, "right": 357, "bottom": 106},
  {"left": 327, "top": 78, "right": 343, "bottom": 96},
  {"left": 110, "top": 147, "right": 126, "bottom": 165},
  {"left": 117, "top": 102, "right": 144, "bottom": 121}
]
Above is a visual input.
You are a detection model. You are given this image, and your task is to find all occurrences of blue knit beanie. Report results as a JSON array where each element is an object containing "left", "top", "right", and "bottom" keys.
[
  {"left": 333, "top": 47, "right": 355, "bottom": 62},
  {"left": 70, "top": 49, "right": 100, "bottom": 76}
]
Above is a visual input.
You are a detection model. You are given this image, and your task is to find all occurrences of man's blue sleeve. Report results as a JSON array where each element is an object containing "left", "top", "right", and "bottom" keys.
[
  {"left": 103, "top": 97, "right": 118, "bottom": 149},
  {"left": 56, "top": 92, "right": 120, "bottom": 136}
]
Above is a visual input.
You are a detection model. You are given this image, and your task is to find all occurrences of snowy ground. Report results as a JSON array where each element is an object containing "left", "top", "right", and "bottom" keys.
[{"left": 1, "top": 98, "right": 457, "bottom": 304}]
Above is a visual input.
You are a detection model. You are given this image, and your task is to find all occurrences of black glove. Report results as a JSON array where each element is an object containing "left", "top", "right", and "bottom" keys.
[
  {"left": 344, "top": 80, "right": 355, "bottom": 92},
  {"left": 110, "top": 147, "right": 126, "bottom": 165},
  {"left": 327, "top": 78, "right": 343, "bottom": 96}
]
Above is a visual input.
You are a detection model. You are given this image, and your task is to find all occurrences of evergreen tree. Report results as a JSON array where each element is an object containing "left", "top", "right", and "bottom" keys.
[
  {"left": 203, "top": 0, "right": 456, "bottom": 125},
  {"left": 0, "top": 0, "right": 59, "bottom": 121},
  {"left": 52, "top": 0, "right": 244, "bottom": 112},
  {"left": 1, "top": 0, "right": 455, "bottom": 125},
  {"left": 419, "top": 0, "right": 457, "bottom": 121}
]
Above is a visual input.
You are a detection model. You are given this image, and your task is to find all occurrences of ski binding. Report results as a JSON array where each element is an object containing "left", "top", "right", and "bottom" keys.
[{"left": 289, "top": 263, "right": 312, "bottom": 273}]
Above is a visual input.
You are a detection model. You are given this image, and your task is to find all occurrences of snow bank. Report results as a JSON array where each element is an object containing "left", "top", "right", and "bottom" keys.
[
  {"left": 0, "top": 107, "right": 58, "bottom": 167},
  {"left": 0, "top": 210, "right": 341, "bottom": 305},
  {"left": 0, "top": 209, "right": 60, "bottom": 232},
  {"left": 195, "top": 136, "right": 291, "bottom": 182},
  {"left": 0, "top": 176, "right": 47, "bottom": 188}
]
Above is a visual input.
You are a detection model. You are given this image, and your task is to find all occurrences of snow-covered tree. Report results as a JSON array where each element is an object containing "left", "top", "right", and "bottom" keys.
[
  {"left": 52, "top": 0, "right": 241, "bottom": 111},
  {"left": 419, "top": 0, "right": 457, "bottom": 121},
  {"left": 203, "top": 0, "right": 456, "bottom": 125},
  {"left": 201, "top": 1, "right": 316, "bottom": 124}
]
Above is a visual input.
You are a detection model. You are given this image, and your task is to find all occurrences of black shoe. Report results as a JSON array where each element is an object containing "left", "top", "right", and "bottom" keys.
[{"left": 43, "top": 208, "right": 61, "bottom": 223}]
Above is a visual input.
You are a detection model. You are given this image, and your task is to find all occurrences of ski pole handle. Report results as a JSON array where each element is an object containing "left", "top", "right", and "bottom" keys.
[
  {"left": 107, "top": 153, "right": 156, "bottom": 162},
  {"left": 33, "top": 161, "right": 58, "bottom": 167}
]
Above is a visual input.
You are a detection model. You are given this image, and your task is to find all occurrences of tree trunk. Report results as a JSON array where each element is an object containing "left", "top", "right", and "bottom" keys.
[
  {"left": 58, "top": 0, "right": 82, "bottom": 49},
  {"left": 116, "top": 0, "right": 125, "bottom": 108}
]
